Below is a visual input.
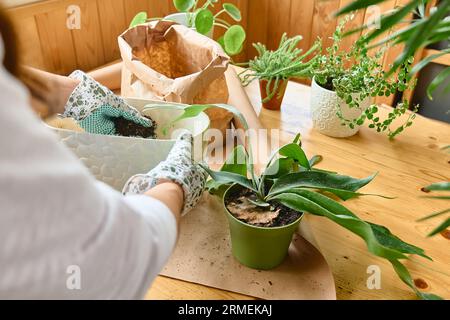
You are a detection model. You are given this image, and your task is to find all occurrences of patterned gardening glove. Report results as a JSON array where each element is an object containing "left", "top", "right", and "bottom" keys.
[
  {"left": 63, "top": 70, "right": 156, "bottom": 137},
  {"left": 122, "top": 132, "right": 208, "bottom": 215}
]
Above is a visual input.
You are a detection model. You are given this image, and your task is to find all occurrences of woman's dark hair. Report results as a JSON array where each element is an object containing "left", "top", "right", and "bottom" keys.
[{"left": 0, "top": 6, "right": 19, "bottom": 76}]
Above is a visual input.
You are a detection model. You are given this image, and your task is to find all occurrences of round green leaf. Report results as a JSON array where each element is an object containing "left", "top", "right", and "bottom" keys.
[
  {"left": 223, "top": 3, "right": 241, "bottom": 21},
  {"left": 173, "top": 0, "right": 195, "bottom": 12},
  {"left": 129, "top": 12, "right": 147, "bottom": 28},
  {"left": 224, "top": 25, "right": 246, "bottom": 56},
  {"left": 195, "top": 9, "right": 214, "bottom": 35},
  {"left": 217, "top": 35, "right": 225, "bottom": 51}
]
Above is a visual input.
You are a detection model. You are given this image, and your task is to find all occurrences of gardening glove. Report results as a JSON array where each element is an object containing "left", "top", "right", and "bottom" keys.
[
  {"left": 122, "top": 132, "right": 208, "bottom": 215},
  {"left": 63, "top": 70, "right": 156, "bottom": 136}
]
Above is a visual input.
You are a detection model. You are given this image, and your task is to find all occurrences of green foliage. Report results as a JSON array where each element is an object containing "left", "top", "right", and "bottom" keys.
[
  {"left": 223, "top": 25, "right": 246, "bottom": 56},
  {"left": 129, "top": 12, "right": 148, "bottom": 28},
  {"left": 240, "top": 34, "right": 321, "bottom": 103},
  {"left": 418, "top": 182, "right": 450, "bottom": 236},
  {"left": 128, "top": 1, "right": 246, "bottom": 56},
  {"left": 200, "top": 123, "right": 440, "bottom": 299},
  {"left": 195, "top": 9, "right": 215, "bottom": 35},
  {"left": 173, "top": 0, "right": 246, "bottom": 57},
  {"left": 167, "top": 102, "right": 442, "bottom": 299},
  {"left": 174, "top": 0, "right": 196, "bottom": 12},
  {"left": 336, "top": 0, "right": 450, "bottom": 99},
  {"left": 311, "top": 17, "right": 419, "bottom": 139}
]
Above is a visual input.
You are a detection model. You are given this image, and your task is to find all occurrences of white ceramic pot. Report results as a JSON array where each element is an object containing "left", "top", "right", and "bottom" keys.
[
  {"left": 50, "top": 99, "right": 210, "bottom": 191},
  {"left": 310, "top": 78, "right": 370, "bottom": 138},
  {"left": 165, "top": 12, "right": 214, "bottom": 38}
]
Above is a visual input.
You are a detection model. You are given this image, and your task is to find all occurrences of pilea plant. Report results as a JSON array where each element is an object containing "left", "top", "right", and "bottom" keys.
[
  {"left": 240, "top": 34, "right": 320, "bottom": 103},
  {"left": 167, "top": 102, "right": 442, "bottom": 299},
  {"left": 311, "top": 18, "right": 419, "bottom": 139},
  {"left": 130, "top": 0, "right": 246, "bottom": 57}
]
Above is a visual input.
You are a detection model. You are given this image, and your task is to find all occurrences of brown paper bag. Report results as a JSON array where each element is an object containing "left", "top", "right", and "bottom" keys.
[{"left": 118, "top": 21, "right": 233, "bottom": 135}]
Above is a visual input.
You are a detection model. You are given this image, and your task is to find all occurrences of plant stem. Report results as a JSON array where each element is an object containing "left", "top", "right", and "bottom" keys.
[
  {"left": 214, "top": 9, "right": 226, "bottom": 19},
  {"left": 214, "top": 22, "right": 229, "bottom": 30}
]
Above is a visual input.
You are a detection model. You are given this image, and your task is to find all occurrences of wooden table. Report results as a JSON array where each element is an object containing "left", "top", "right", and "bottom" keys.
[{"left": 145, "top": 77, "right": 450, "bottom": 300}]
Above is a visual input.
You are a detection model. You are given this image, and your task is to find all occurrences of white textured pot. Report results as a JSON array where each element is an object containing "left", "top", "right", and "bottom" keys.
[
  {"left": 50, "top": 99, "right": 210, "bottom": 191},
  {"left": 310, "top": 78, "right": 370, "bottom": 138},
  {"left": 165, "top": 13, "right": 214, "bottom": 38}
]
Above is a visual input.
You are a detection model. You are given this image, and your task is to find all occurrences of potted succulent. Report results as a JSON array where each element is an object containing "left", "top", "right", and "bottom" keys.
[
  {"left": 240, "top": 34, "right": 320, "bottom": 110},
  {"left": 310, "top": 18, "right": 418, "bottom": 139},
  {"left": 130, "top": 0, "right": 246, "bottom": 57}
]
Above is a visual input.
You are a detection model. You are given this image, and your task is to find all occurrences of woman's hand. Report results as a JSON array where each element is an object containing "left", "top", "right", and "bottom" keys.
[{"left": 123, "top": 132, "right": 208, "bottom": 216}]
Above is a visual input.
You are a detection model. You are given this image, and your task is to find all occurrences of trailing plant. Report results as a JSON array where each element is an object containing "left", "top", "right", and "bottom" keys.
[
  {"left": 129, "top": 0, "right": 246, "bottom": 57},
  {"left": 167, "top": 103, "right": 442, "bottom": 300},
  {"left": 337, "top": 0, "right": 450, "bottom": 99},
  {"left": 239, "top": 34, "right": 321, "bottom": 103},
  {"left": 311, "top": 17, "right": 419, "bottom": 139},
  {"left": 418, "top": 182, "right": 450, "bottom": 237}
]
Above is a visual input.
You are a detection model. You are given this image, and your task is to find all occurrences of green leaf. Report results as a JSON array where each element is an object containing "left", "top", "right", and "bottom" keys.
[
  {"left": 336, "top": 0, "right": 387, "bottom": 15},
  {"left": 369, "top": 223, "right": 430, "bottom": 259},
  {"left": 364, "top": 1, "right": 421, "bottom": 44},
  {"left": 217, "top": 35, "right": 225, "bottom": 51},
  {"left": 248, "top": 198, "right": 271, "bottom": 207},
  {"left": 269, "top": 171, "right": 377, "bottom": 199},
  {"left": 173, "top": 104, "right": 211, "bottom": 121},
  {"left": 278, "top": 143, "right": 311, "bottom": 170},
  {"left": 221, "top": 145, "right": 248, "bottom": 177},
  {"left": 200, "top": 164, "right": 256, "bottom": 192},
  {"left": 224, "top": 25, "right": 246, "bottom": 56},
  {"left": 424, "top": 181, "right": 450, "bottom": 192},
  {"left": 223, "top": 3, "right": 242, "bottom": 21},
  {"left": 173, "top": 0, "right": 195, "bottom": 12},
  {"left": 272, "top": 190, "right": 410, "bottom": 260},
  {"left": 158, "top": 104, "right": 210, "bottom": 135},
  {"left": 411, "top": 49, "right": 450, "bottom": 75},
  {"left": 428, "top": 218, "right": 450, "bottom": 237},
  {"left": 309, "top": 155, "right": 323, "bottom": 167},
  {"left": 417, "top": 208, "right": 450, "bottom": 222},
  {"left": 391, "top": 260, "right": 443, "bottom": 300},
  {"left": 129, "top": 12, "right": 147, "bottom": 28},
  {"left": 263, "top": 158, "right": 295, "bottom": 178},
  {"left": 427, "top": 66, "right": 450, "bottom": 100},
  {"left": 195, "top": 9, "right": 214, "bottom": 35}
]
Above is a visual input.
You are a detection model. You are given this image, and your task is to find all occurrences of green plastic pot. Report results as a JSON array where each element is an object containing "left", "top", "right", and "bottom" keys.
[{"left": 223, "top": 184, "right": 304, "bottom": 270}]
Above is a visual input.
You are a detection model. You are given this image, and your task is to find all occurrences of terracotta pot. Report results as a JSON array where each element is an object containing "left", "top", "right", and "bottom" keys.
[{"left": 259, "top": 79, "right": 288, "bottom": 111}]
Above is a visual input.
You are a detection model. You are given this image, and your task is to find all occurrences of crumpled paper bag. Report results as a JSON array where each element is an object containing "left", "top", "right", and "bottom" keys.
[{"left": 118, "top": 21, "right": 233, "bottom": 136}]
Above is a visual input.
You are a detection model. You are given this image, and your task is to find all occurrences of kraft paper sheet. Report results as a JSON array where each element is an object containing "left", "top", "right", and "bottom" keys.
[{"left": 160, "top": 194, "right": 337, "bottom": 300}]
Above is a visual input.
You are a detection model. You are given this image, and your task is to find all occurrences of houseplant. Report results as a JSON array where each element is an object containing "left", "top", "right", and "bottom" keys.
[
  {"left": 310, "top": 18, "right": 419, "bottom": 139},
  {"left": 240, "top": 34, "right": 320, "bottom": 110},
  {"left": 337, "top": 0, "right": 450, "bottom": 99},
  {"left": 200, "top": 130, "right": 441, "bottom": 299},
  {"left": 129, "top": 0, "right": 246, "bottom": 57}
]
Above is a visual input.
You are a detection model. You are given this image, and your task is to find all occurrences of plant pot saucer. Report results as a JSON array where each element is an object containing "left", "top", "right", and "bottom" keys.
[{"left": 160, "top": 194, "right": 336, "bottom": 300}]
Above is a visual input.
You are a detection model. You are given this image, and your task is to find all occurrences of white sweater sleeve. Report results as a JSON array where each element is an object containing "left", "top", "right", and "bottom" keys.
[{"left": 0, "top": 51, "right": 176, "bottom": 299}]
